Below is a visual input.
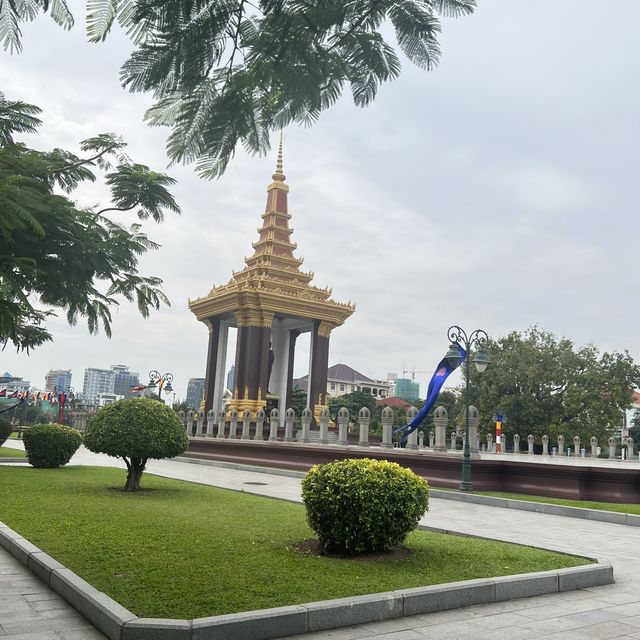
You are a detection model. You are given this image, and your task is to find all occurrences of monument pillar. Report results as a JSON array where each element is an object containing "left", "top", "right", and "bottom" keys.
[
  {"left": 203, "top": 318, "right": 220, "bottom": 414},
  {"left": 231, "top": 312, "right": 273, "bottom": 414},
  {"left": 309, "top": 321, "right": 333, "bottom": 422},
  {"left": 285, "top": 329, "right": 300, "bottom": 414}
]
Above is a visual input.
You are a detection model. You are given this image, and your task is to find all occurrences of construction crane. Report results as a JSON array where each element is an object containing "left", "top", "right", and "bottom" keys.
[{"left": 402, "top": 368, "right": 431, "bottom": 381}]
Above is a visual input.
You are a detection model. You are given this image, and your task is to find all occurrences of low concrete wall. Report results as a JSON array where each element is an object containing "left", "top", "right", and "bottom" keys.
[
  {"left": 0, "top": 521, "right": 613, "bottom": 640},
  {"left": 184, "top": 438, "right": 640, "bottom": 503}
]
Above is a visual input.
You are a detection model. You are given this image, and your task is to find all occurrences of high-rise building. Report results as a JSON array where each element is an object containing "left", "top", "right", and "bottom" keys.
[
  {"left": 226, "top": 365, "right": 235, "bottom": 392},
  {"left": 386, "top": 373, "right": 398, "bottom": 397},
  {"left": 186, "top": 378, "right": 206, "bottom": 410},
  {"left": 44, "top": 369, "right": 72, "bottom": 393},
  {"left": 394, "top": 378, "right": 420, "bottom": 402},
  {"left": 111, "top": 365, "right": 140, "bottom": 397},
  {"left": 82, "top": 368, "right": 115, "bottom": 407}
]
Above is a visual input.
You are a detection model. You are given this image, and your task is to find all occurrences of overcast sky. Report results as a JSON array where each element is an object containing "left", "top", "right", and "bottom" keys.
[{"left": 2, "top": 1, "right": 639, "bottom": 401}]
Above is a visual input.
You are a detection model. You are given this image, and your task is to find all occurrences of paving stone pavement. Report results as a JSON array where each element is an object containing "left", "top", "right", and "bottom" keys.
[{"left": 1, "top": 443, "right": 640, "bottom": 639}]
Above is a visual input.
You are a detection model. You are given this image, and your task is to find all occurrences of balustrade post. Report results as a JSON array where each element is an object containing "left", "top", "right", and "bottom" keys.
[
  {"left": 284, "top": 408, "right": 295, "bottom": 442},
  {"left": 381, "top": 407, "right": 393, "bottom": 448},
  {"left": 319, "top": 408, "right": 330, "bottom": 444},
  {"left": 269, "top": 409, "right": 279, "bottom": 441},
  {"left": 626, "top": 436, "right": 635, "bottom": 461},
  {"left": 241, "top": 410, "right": 252, "bottom": 440},
  {"left": 405, "top": 407, "right": 418, "bottom": 450},
  {"left": 433, "top": 406, "right": 448, "bottom": 452},
  {"left": 186, "top": 410, "right": 195, "bottom": 437},
  {"left": 527, "top": 434, "right": 534, "bottom": 455},
  {"left": 228, "top": 409, "right": 238, "bottom": 439},
  {"left": 196, "top": 410, "right": 205, "bottom": 437},
  {"left": 301, "top": 408, "right": 312, "bottom": 443},
  {"left": 337, "top": 407, "right": 349, "bottom": 446},
  {"left": 217, "top": 409, "right": 226, "bottom": 438},
  {"left": 542, "top": 435, "right": 549, "bottom": 456},
  {"left": 357, "top": 408, "right": 370, "bottom": 447},
  {"left": 206, "top": 410, "right": 215, "bottom": 438},
  {"left": 468, "top": 406, "right": 480, "bottom": 455},
  {"left": 254, "top": 409, "right": 266, "bottom": 441}
]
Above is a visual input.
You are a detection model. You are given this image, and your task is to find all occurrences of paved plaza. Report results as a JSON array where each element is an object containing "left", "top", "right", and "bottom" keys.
[{"left": 1, "top": 443, "right": 640, "bottom": 639}]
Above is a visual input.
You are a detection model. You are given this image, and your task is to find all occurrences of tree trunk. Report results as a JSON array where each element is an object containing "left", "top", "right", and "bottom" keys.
[{"left": 123, "top": 457, "right": 146, "bottom": 491}]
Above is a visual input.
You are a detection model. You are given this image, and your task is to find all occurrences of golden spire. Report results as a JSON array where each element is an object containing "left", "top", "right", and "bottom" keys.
[{"left": 272, "top": 131, "right": 285, "bottom": 182}]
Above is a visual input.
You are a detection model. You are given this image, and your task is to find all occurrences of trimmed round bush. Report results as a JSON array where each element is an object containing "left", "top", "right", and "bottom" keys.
[
  {"left": 23, "top": 424, "right": 82, "bottom": 468},
  {"left": 84, "top": 397, "right": 189, "bottom": 491},
  {"left": 0, "top": 417, "right": 12, "bottom": 446},
  {"left": 301, "top": 458, "right": 429, "bottom": 554}
]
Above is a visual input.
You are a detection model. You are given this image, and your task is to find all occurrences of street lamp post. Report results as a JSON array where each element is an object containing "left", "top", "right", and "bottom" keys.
[
  {"left": 148, "top": 370, "right": 174, "bottom": 402},
  {"left": 445, "top": 325, "right": 490, "bottom": 492}
]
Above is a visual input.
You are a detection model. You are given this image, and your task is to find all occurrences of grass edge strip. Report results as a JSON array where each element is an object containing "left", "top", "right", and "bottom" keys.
[{"left": 0, "top": 520, "right": 614, "bottom": 640}]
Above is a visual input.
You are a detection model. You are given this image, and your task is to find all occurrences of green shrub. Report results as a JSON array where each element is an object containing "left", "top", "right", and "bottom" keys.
[
  {"left": 301, "top": 458, "right": 429, "bottom": 554},
  {"left": 84, "top": 397, "right": 189, "bottom": 491},
  {"left": 0, "top": 418, "right": 12, "bottom": 446},
  {"left": 23, "top": 424, "right": 82, "bottom": 468}
]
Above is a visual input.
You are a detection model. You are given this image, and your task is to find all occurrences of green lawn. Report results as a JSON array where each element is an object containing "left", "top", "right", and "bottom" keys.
[
  {"left": 0, "top": 446, "right": 25, "bottom": 458},
  {"left": 0, "top": 466, "right": 588, "bottom": 619},
  {"left": 479, "top": 491, "right": 640, "bottom": 515}
]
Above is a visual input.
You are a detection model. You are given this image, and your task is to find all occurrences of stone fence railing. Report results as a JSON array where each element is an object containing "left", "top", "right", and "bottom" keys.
[{"left": 177, "top": 405, "right": 637, "bottom": 460}]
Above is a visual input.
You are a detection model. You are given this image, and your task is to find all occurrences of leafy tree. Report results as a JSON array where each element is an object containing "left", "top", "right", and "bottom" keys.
[
  {"left": 290, "top": 387, "right": 307, "bottom": 417},
  {"left": 630, "top": 410, "right": 640, "bottom": 449},
  {"left": 327, "top": 389, "right": 376, "bottom": 421},
  {"left": 0, "top": 92, "right": 180, "bottom": 352},
  {"left": 172, "top": 400, "right": 192, "bottom": 414},
  {"left": 2, "top": 0, "right": 476, "bottom": 178},
  {"left": 84, "top": 397, "right": 189, "bottom": 491},
  {"left": 468, "top": 327, "right": 640, "bottom": 444}
]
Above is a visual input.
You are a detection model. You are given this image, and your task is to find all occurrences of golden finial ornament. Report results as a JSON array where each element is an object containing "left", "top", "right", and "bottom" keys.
[{"left": 272, "top": 131, "right": 285, "bottom": 182}]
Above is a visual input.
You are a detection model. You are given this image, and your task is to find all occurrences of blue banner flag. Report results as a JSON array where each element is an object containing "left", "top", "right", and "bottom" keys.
[{"left": 394, "top": 343, "right": 467, "bottom": 442}]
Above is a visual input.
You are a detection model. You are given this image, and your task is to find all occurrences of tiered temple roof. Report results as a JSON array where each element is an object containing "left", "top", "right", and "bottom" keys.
[{"left": 189, "top": 139, "right": 355, "bottom": 327}]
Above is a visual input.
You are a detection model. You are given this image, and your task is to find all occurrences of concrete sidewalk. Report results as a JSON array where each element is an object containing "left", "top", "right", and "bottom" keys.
[{"left": 2, "top": 443, "right": 640, "bottom": 639}]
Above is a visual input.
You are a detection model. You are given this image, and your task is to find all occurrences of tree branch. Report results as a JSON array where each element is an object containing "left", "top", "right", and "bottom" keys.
[
  {"left": 225, "top": 0, "right": 246, "bottom": 81},
  {"left": 51, "top": 145, "right": 120, "bottom": 174},
  {"left": 95, "top": 203, "right": 139, "bottom": 216}
]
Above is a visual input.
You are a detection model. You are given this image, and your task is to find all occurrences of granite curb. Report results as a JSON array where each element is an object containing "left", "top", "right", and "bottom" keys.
[
  {"left": 174, "top": 456, "right": 640, "bottom": 527},
  {"left": 0, "top": 520, "right": 613, "bottom": 640}
]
